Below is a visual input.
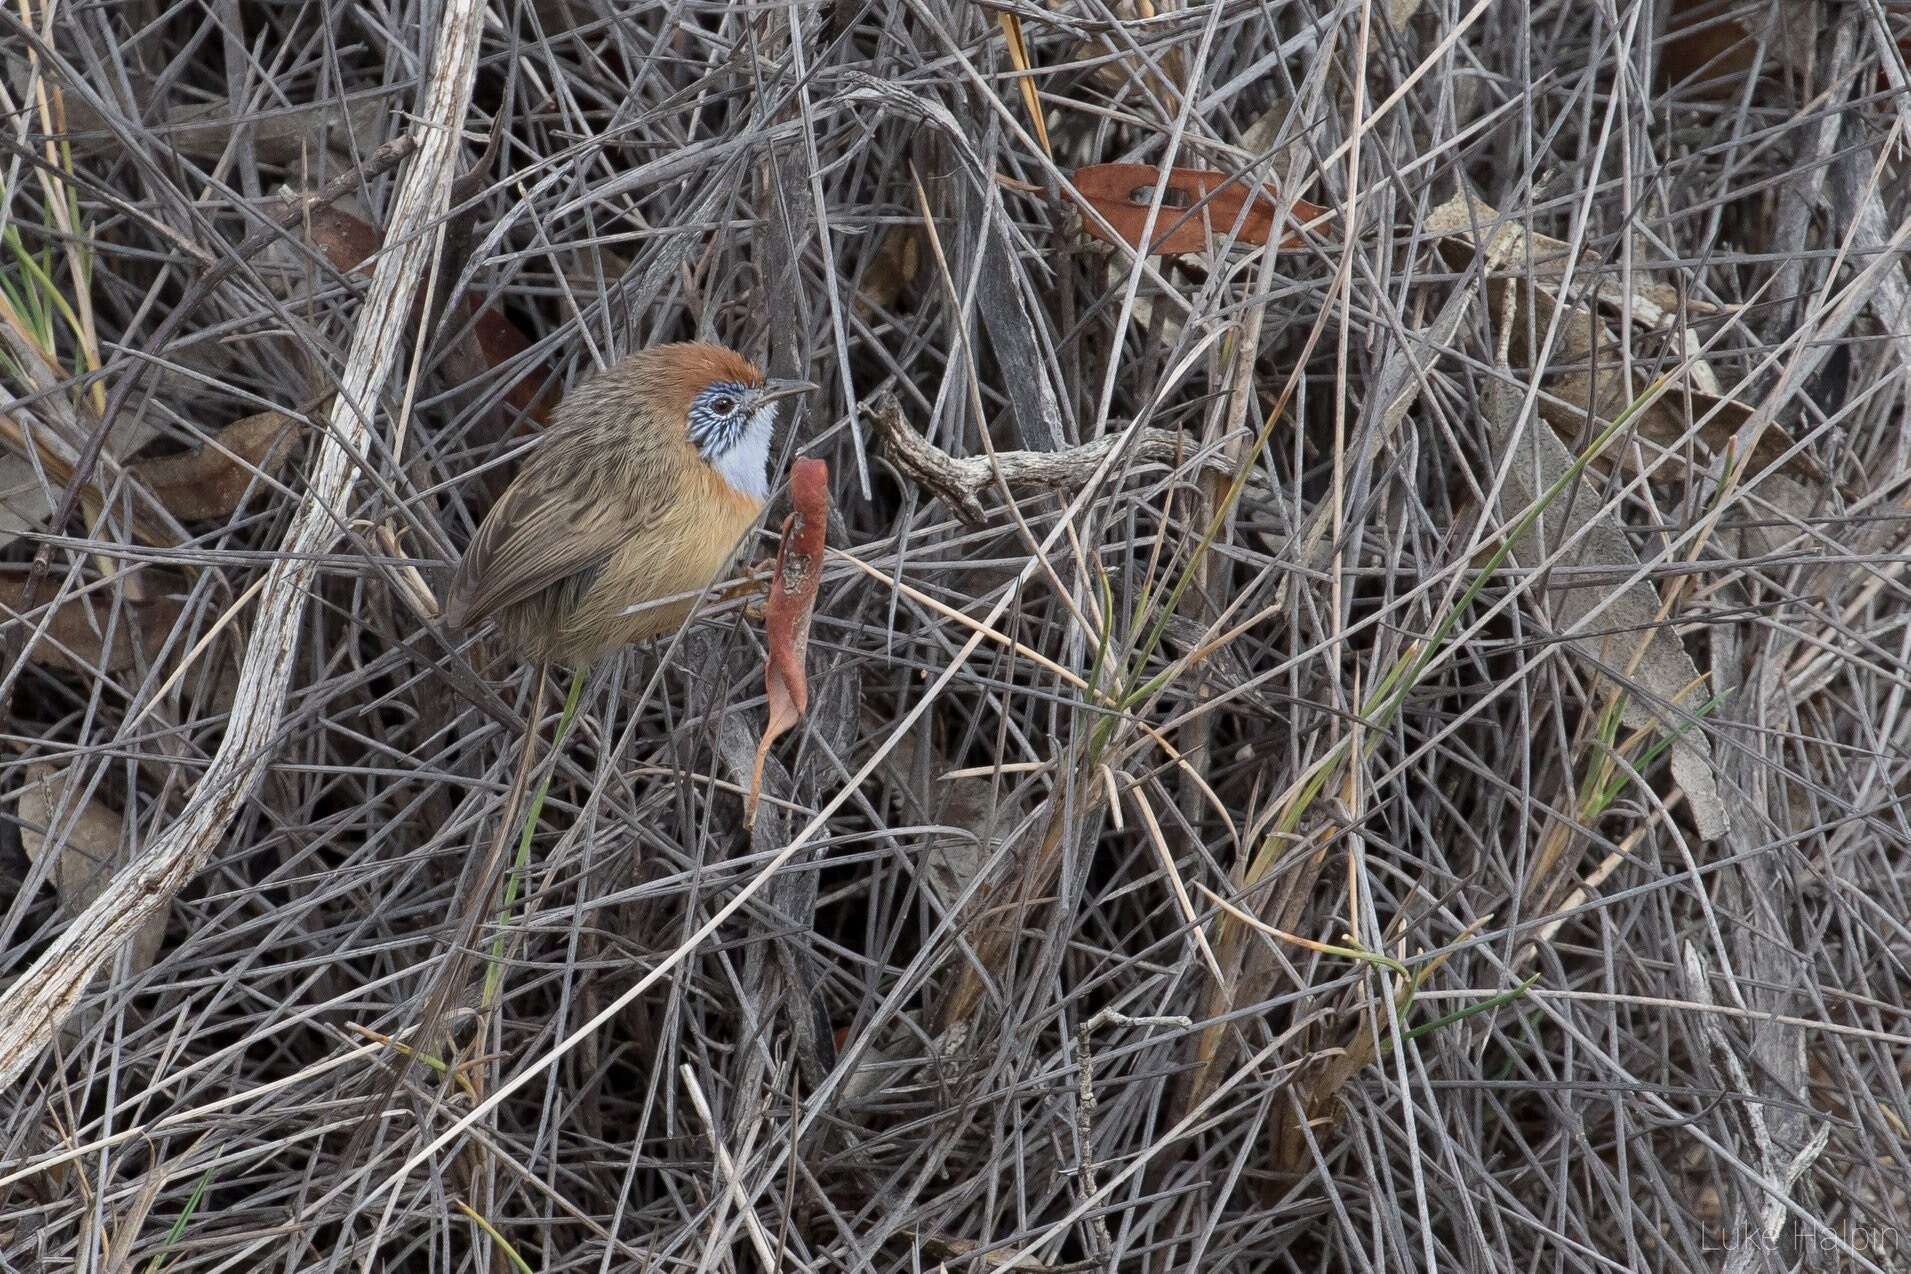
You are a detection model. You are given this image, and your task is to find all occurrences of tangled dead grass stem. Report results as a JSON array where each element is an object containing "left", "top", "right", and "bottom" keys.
[{"left": 4, "top": 1, "right": 1911, "bottom": 1270}]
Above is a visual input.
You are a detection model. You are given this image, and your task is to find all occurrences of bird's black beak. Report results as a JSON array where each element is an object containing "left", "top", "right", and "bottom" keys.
[{"left": 755, "top": 378, "right": 817, "bottom": 409}]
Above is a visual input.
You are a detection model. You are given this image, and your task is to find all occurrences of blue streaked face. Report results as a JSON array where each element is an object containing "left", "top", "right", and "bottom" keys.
[
  {"left": 686, "top": 381, "right": 755, "bottom": 461},
  {"left": 685, "top": 379, "right": 778, "bottom": 502}
]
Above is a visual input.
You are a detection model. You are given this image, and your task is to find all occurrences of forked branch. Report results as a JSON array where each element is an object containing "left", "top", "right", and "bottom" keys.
[{"left": 868, "top": 391, "right": 1239, "bottom": 527}]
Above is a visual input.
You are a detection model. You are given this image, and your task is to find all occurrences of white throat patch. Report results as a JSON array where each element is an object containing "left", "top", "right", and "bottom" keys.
[{"left": 712, "top": 403, "right": 776, "bottom": 502}]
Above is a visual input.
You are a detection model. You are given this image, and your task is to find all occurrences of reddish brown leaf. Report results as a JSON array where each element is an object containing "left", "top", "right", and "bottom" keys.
[
  {"left": 298, "top": 204, "right": 555, "bottom": 425},
  {"left": 1661, "top": 0, "right": 1862, "bottom": 95},
  {"left": 130, "top": 409, "right": 303, "bottom": 522},
  {"left": 1, "top": 572, "right": 182, "bottom": 675},
  {"left": 1660, "top": 0, "right": 1756, "bottom": 94},
  {"left": 1071, "top": 163, "right": 1330, "bottom": 256},
  {"left": 852, "top": 226, "right": 923, "bottom": 321},
  {"left": 748, "top": 458, "right": 830, "bottom": 820},
  {"left": 464, "top": 295, "right": 558, "bottom": 425},
  {"left": 302, "top": 202, "right": 383, "bottom": 278}
]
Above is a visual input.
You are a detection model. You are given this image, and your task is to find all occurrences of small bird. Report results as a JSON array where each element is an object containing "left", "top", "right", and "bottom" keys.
[
  {"left": 343, "top": 343, "right": 811, "bottom": 1190},
  {"left": 443, "top": 341, "right": 813, "bottom": 666}
]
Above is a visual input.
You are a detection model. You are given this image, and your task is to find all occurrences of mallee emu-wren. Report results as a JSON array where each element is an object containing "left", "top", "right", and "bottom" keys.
[{"left": 443, "top": 341, "right": 813, "bottom": 665}]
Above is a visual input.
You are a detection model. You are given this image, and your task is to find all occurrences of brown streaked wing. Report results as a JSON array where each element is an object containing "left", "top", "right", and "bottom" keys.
[{"left": 444, "top": 469, "right": 637, "bottom": 631}]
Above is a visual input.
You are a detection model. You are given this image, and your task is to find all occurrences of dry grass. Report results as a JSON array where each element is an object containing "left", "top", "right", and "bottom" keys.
[{"left": 4, "top": 0, "right": 1911, "bottom": 1270}]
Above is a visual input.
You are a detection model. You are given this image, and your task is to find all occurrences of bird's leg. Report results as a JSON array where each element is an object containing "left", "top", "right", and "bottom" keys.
[
  {"left": 481, "top": 661, "right": 588, "bottom": 1008},
  {"left": 716, "top": 557, "right": 777, "bottom": 621},
  {"left": 338, "top": 659, "right": 549, "bottom": 1195},
  {"left": 467, "top": 660, "right": 590, "bottom": 1274},
  {"left": 718, "top": 558, "right": 776, "bottom": 594}
]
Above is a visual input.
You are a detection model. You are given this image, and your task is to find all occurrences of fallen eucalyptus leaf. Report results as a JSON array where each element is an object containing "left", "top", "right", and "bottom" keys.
[
  {"left": 0, "top": 572, "right": 182, "bottom": 676},
  {"left": 1072, "top": 163, "right": 1330, "bottom": 256},
  {"left": 0, "top": 453, "right": 50, "bottom": 548},
  {"left": 290, "top": 201, "right": 554, "bottom": 425},
  {"left": 748, "top": 458, "right": 829, "bottom": 820},
  {"left": 874, "top": 711, "right": 1016, "bottom": 918},
  {"left": 15, "top": 763, "right": 166, "bottom": 975},
  {"left": 1430, "top": 191, "right": 1811, "bottom": 484},
  {"left": 853, "top": 225, "right": 922, "bottom": 321},
  {"left": 130, "top": 410, "right": 304, "bottom": 521},
  {"left": 1483, "top": 380, "right": 1729, "bottom": 840},
  {"left": 1516, "top": 284, "right": 1813, "bottom": 481},
  {"left": 0, "top": 396, "right": 161, "bottom": 553},
  {"left": 1384, "top": 0, "right": 1423, "bottom": 28}
]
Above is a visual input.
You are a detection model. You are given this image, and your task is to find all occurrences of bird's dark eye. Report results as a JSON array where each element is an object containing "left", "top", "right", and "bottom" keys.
[{"left": 711, "top": 395, "right": 737, "bottom": 415}]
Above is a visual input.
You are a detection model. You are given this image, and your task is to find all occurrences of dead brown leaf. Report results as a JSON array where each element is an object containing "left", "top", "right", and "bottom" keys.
[
  {"left": 130, "top": 410, "right": 304, "bottom": 522},
  {"left": 0, "top": 373, "right": 163, "bottom": 553},
  {"left": 462, "top": 295, "right": 558, "bottom": 426},
  {"left": 1515, "top": 284, "right": 1805, "bottom": 479},
  {"left": 301, "top": 201, "right": 383, "bottom": 279},
  {"left": 0, "top": 572, "right": 182, "bottom": 675},
  {"left": 1478, "top": 378, "right": 1729, "bottom": 841},
  {"left": 853, "top": 226, "right": 922, "bottom": 321},
  {"left": 1428, "top": 191, "right": 1816, "bottom": 484},
  {"left": 1383, "top": 0, "right": 1423, "bottom": 29},
  {"left": 1072, "top": 163, "right": 1331, "bottom": 256},
  {"left": 872, "top": 708, "right": 1016, "bottom": 917},
  {"left": 15, "top": 763, "right": 166, "bottom": 975},
  {"left": 296, "top": 203, "right": 555, "bottom": 427},
  {"left": 1661, "top": 0, "right": 1758, "bottom": 95},
  {"left": 747, "top": 458, "right": 829, "bottom": 820}
]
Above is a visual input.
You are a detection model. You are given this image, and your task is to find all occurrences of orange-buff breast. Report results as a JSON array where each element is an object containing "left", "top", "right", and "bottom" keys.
[{"left": 553, "top": 461, "right": 762, "bottom": 659}]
